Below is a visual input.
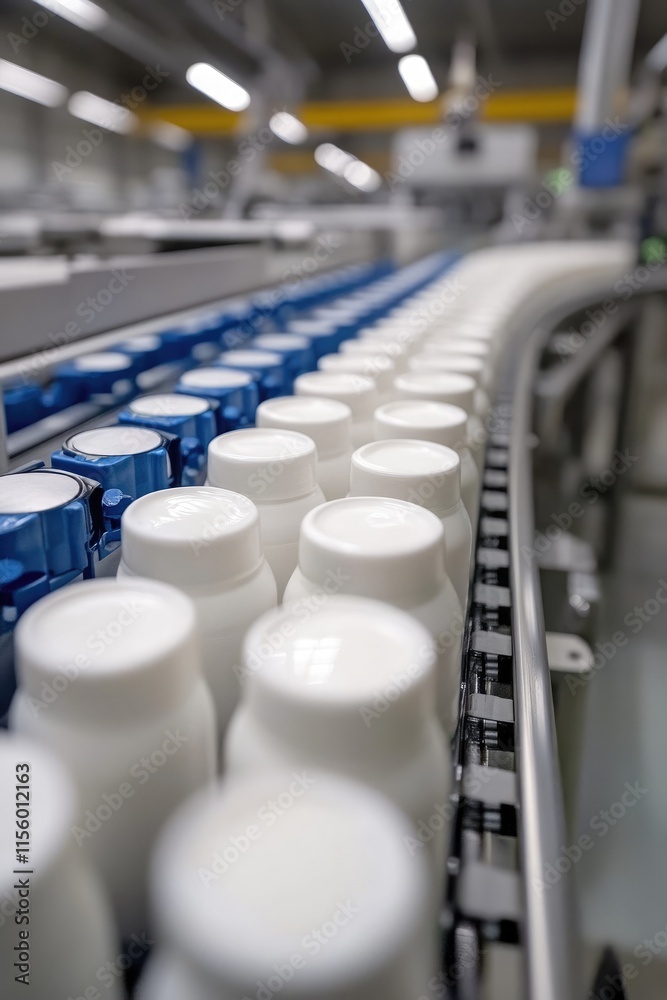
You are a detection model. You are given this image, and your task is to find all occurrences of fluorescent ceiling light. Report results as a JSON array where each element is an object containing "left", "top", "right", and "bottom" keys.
[
  {"left": 359, "top": 0, "right": 416, "bottom": 53},
  {"left": 68, "top": 91, "right": 137, "bottom": 134},
  {"left": 33, "top": 0, "right": 108, "bottom": 32},
  {"left": 269, "top": 111, "right": 308, "bottom": 144},
  {"left": 0, "top": 59, "right": 67, "bottom": 106},
  {"left": 314, "top": 143, "right": 355, "bottom": 174},
  {"left": 344, "top": 159, "right": 382, "bottom": 192},
  {"left": 398, "top": 54, "right": 439, "bottom": 102},
  {"left": 149, "top": 121, "right": 193, "bottom": 151},
  {"left": 314, "top": 143, "right": 382, "bottom": 193},
  {"left": 186, "top": 62, "right": 250, "bottom": 112}
]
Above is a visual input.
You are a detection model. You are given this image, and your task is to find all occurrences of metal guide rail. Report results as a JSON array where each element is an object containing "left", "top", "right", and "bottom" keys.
[
  {"left": 444, "top": 387, "right": 523, "bottom": 1000},
  {"left": 439, "top": 270, "right": 666, "bottom": 1000}
]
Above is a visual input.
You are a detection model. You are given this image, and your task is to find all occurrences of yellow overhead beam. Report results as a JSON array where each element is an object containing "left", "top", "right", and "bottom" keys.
[{"left": 138, "top": 88, "right": 577, "bottom": 136}]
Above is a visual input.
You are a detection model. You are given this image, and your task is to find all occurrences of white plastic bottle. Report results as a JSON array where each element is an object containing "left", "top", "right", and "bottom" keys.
[
  {"left": 10, "top": 578, "right": 216, "bottom": 938},
  {"left": 408, "top": 354, "right": 491, "bottom": 418},
  {"left": 206, "top": 428, "right": 325, "bottom": 598},
  {"left": 341, "top": 337, "right": 410, "bottom": 373},
  {"left": 225, "top": 596, "right": 451, "bottom": 875},
  {"left": 256, "top": 395, "right": 353, "bottom": 500},
  {"left": 0, "top": 732, "right": 122, "bottom": 1000},
  {"left": 374, "top": 399, "right": 481, "bottom": 531},
  {"left": 118, "top": 487, "right": 277, "bottom": 733},
  {"left": 284, "top": 497, "right": 463, "bottom": 733},
  {"left": 294, "top": 370, "right": 378, "bottom": 447},
  {"left": 394, "top": 370, "right": 485, "bottom": 471},
  {"left": 139, "top": 772, "right": 439, "bottom": 1000},
  {"left": 318, "top": 352, "right": 396, "bottom": 406},
  {"left": 349, "top": 439, "right": 472, "bottom": 608}
]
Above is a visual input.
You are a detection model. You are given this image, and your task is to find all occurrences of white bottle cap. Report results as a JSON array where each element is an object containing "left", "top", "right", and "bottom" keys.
[
  {"left": 15, "top": 578, "right": 199, "bottom": 719},
  {"left": 129, "top": 393, "right": 210, "bottom": 417},
  {"left": 150, "top": 771, "right": 432, "bottom": 996},
  {"left": 374, "top": 400, "right": 468, "bottom": 453},
  {"left": 179, "top": 367, "right": 254, "bottom": 389},
  {"left": 409, "top": 353, "right": 484, "bottom": 387},
  {"left": 73, "top": 352, "right": 132, "bottom": 372},
  {"left": 256, "top": 396, "right": 352, "bottom": 458},
  {"left": 421, "top": 337, "right": 489, "bottom": 357},
  {"left": 242, "top": 596, "right": 437, "bottom": 754},
  {"left": 294, "top": 371, "right": 377, "bottom": 423},
  {"left": 318, "top": 353, "right": 395, "bottom": 398},
  {"left": 394, "top": 371, "right": 475, "bottom": 414},
  {"left": 298, "top": 497, "right": 445, "bottom": 603},
  {"left": 218, "top": 349, "right": 281, "bottom": 368},
  {"left": 350, "top": 439, "right": 460, "bottom": 513},
  {"left": 66, "top": 425, "right": 163, "bottom": 457},
  {"left": 207, "top": 428, "right": 318, "bottom": 502},
  {"left": 360, "top": 326, "right": 419, "bottom": 348},
  {"left": 340, "top": 339, "right": 409, "bottom": 372},
  {"left": 121, "top": 487, "right": 263, "bottom": 587}
]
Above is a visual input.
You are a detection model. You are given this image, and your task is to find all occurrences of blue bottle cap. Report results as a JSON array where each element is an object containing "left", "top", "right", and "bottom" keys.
[
  {"left": 250, "top": 334, "right": 315, "bottom": 389},
  {"left": 54, "top": 351, "right": 138, "bottom": 406},
  {"left": 285, "top": 320, "right": 342, "bottom": 358},
  {"left": 118, "top": 393, "right": 219, "bottom": 485},
  {"left": 115, "top": 334, "right": 178, "bottom": 371},
  {"left": 51, "top": 424, "right": 180, "bottom": 499},
  {"left": 0, "top": 467, "right": 104, "bottom": 714},
  {"left": 176, "top": 367, "right": 259, "bottom": 430},
  {"left": 216, "top": 349, "right": 288, "bottom": 401},
  {"left": 3, "top": 384, "right": 47, "bottom": 434},
  {"left": 0, "top": 468, "right": 101, "bottom": 608}
]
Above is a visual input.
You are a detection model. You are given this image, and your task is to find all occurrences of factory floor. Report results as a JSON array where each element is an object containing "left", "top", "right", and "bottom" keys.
[{"left": 577, "top": 492, "right": 667, "bottom": 998}]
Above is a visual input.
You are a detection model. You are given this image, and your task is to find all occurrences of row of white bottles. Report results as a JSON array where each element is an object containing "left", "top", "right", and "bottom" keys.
[{"left": 9, "top": 578, "right": 217, "bottom": 939}]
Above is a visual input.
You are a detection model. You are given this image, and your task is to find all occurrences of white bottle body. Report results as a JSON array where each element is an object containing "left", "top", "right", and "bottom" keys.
[
  {"left": 9, "top": 678, "right": 216, "bottom": 938},
  {"left": 436, "top": 499, "right": 473, "bottom": 610},
  {"left": 224, "top": 706, "right": 450, "bottom": 876},
  {"left": 254, "top": 486, "right": 326, "bottom": 598},
  {"left": 351, "top": 420, "right": 375, "bottom": 448},
  {"left": 460, "top": 445, "right": 481, "bottom": 531},
  {"left": 468, "top": 412, "right": 486, "bottom": 472},
  {"left": 283, "top": 570, "right": 463, "bottom": 734},
  {"left": 318, "top": 449, "right": 352, "bottom": 500},
  {"left": 118, "top": 558, "right": 277, "bottom": 733}
]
